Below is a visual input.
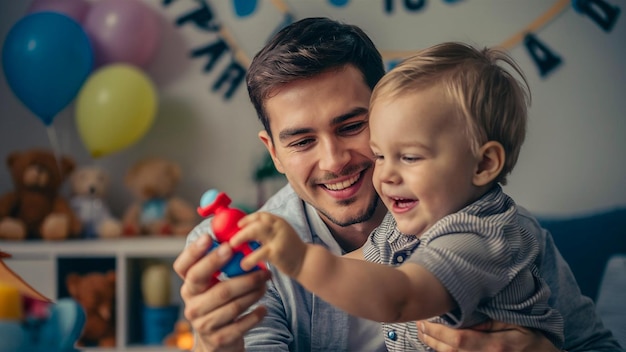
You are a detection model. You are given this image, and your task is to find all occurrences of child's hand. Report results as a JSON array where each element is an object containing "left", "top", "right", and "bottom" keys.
[{"left": 231, "top": 212, "right": 307, "bottom": 278}]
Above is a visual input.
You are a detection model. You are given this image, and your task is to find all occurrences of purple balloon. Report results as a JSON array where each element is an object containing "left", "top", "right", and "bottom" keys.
[
  {"left": 83, "top": 0, "right": 162, "bottom": 68},
  {"left": 27, "top": 0, "right": 91, "bottom": 24}
]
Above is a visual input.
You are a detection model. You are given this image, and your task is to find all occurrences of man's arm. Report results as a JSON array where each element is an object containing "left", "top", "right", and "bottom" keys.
[
  {"left": 540, "top": 229, "right": 622, "bottom": 351},
  {"left": 243, "top": 273, "right": 297, "bottom": 351}
]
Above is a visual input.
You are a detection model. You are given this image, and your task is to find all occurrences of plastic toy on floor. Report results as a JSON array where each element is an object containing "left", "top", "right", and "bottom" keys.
[
  {"left": 0, "top": 251, "right": 85, "bottom": 352},
  {"left": 197, "top": 189, "right": 265, "bottom": 280}
]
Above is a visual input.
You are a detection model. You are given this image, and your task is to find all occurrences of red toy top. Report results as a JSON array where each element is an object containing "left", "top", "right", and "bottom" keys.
[
  {"left": 197, "top": 190, "right": 264, "bottom": 274},
  {"left": 197, "top": 191, "right": 247, "bottom": 251}
]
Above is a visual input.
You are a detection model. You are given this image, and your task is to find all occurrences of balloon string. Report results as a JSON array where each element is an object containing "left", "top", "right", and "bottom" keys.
[{"left": 46, "top": 124, "right": 65, "bottom": 179}]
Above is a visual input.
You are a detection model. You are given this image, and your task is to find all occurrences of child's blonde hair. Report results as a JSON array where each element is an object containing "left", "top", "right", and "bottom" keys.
[{"left": 371, "top": 42, "right": 530, "bottom": 185}]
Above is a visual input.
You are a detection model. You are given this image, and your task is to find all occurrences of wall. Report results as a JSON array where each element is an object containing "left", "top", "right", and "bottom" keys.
[{"left": 1, "top": 0, "right": 625, "bottom": 217}]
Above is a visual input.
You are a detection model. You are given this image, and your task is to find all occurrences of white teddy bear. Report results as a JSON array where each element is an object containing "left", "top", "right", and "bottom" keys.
[{"left": 69, "top": 166, "right": 122, "bottom": 239}]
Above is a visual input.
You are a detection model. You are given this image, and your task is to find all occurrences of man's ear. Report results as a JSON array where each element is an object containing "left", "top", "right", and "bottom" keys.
[
  {"left": 473, "top": 141, "right": 505, "bottom": 186},
  {"left": 258, "top": 130, "right": 285, "bottom": 174}
]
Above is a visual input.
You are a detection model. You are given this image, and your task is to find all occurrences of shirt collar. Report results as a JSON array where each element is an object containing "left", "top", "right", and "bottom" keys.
[{"left": 305, "top": 202, "right": 344, "bottom": 255}]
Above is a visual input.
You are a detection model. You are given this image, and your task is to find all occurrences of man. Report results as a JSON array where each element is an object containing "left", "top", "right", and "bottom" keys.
[{"left": 174, "top": 17, "right": 621, "bottom": 352}]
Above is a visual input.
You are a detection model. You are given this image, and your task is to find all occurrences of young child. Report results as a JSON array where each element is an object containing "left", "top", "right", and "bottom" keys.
[{"left": 230, "top": 42, "right": 564, "bottom": 351}]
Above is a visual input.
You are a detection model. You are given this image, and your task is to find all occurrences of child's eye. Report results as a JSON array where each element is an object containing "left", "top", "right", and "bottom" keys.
[{"left": 402, "top": 155, "right": 421, "bottom": 163}]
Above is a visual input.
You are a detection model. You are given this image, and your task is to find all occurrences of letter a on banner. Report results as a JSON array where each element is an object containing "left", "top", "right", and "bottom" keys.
[
  {"left": 523, "top": 33, "right": 563, "bottom": 78},
  {"left": 573, "top": 0, "right": 621, "bottom": 32}
]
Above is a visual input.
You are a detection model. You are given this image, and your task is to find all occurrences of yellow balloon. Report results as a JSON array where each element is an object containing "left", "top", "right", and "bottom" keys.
[{"left": 75, "top": 64, "right": 157, "bottom": 158}]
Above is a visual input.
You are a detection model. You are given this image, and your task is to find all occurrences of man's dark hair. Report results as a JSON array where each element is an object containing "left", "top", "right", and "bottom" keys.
[{"left": 246, "top": 17, "right": 385, "bottom": 139}]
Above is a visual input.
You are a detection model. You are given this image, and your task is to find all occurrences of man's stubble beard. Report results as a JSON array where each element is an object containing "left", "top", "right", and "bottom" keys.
[{"left": 318, "top": 192, "right": 381, "bottom": 227}]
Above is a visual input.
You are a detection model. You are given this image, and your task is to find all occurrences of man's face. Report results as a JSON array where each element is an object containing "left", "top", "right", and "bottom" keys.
[{"left": 260, "top": 66, "right": 380, "bottom": 228}]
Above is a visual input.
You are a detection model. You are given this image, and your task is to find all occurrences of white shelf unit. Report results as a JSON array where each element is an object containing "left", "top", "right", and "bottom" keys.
[{"left": 1, "top": 237, "right": 188, "bottom": 351}]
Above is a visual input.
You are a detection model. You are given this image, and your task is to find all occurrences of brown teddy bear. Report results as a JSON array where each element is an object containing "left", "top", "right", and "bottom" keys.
[
  {"left": 70, "top": 166, "right": 123, "bottom": 239},
  {"left": 122, "top": 157, "right": 197, "bottom": 236},
  {"left": 0, "top": 148, "right": 81, "bottom": 240},
  {"left": 66, "top": 270, "right": 116, "bottom": 347}
]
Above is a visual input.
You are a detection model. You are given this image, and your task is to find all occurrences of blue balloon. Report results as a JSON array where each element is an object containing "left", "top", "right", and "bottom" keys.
[
  {"left": 2, "top": 12, "right": 93, "bottom": 126},
  {"left": 233, "top": 0, "right": 257, "bottom": 17}
]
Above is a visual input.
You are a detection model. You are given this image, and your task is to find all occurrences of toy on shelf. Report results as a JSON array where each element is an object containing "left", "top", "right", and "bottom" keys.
[
  {"left": 66, "top": 271, "right": 116, "bottom": 347},
  {"left": 69, "top": 166, "right": 123, "bottom": 239},
  {"left": 0, "top": 251, "right": 85, "bottom": 352},
  {"left": 122, "top": 157, "right": 197, "bottom": 236},
  {"left": 0, "top": 148, "right": 82, "bottom": 240},
  {"left": 141, "top": 262, "right": 179, "bottom": 345},
  {"left": 197, "top": 189, "right": 265, "bottom": 280},
  {"left": 141, "top": 263, "right": 172, "bottom": 308}
]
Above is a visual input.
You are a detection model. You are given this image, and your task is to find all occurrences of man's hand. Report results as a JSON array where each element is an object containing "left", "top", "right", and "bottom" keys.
[
  {"left": 416, "top": 320, "right": 560, "bottom": 352},
  {"left": 173, "top": 235, "right": 271, "bottom": 352}
]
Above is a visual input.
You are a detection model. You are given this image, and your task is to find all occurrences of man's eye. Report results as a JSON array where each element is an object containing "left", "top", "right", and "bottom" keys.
[
  {"left": 289, "top": 138, "right": 314, "bottom": 149},
  {"left": 339, "top": 122, "right": 366, "bottom": 135}
]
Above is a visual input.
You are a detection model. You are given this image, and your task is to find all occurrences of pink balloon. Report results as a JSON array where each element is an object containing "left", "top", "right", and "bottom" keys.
[
  {"left": 27, "top": 0, "right": 91, "bottom": 24},
  {"left": 83, "top": 0, "right": 162, "bottom": 68}
]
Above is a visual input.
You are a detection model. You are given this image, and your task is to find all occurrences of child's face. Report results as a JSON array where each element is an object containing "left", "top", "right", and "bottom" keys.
[{"left": 369, "top": 84, "right": 482, "bottom": 236}]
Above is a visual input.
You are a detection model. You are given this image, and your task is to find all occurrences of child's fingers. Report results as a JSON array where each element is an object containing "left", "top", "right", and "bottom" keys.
[
  {"left": 241, "top": 247, "right": 269, "bottom": 270},
  {"left": 237, "top": 212, "right": 261, "bottom": 227},
  {"left": 229, "top": 230, "right": 249, "bottom": 248},
  {"left": 240, "top": 256, "right": 258, "bottom": 271},
  {"left": 233, "top": 219, "right": 275, "bottom": 247},
  {"left": 237, "top": 211, "right": 274, "bottom": 228},
  {"left": 231, "top": 224, "right": 264, "bottom": 247}
]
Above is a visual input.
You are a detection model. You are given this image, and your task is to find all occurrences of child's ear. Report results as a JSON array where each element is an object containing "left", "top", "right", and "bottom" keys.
[{"left": 473, "top": 141, "right": 505, "bottom": 186}]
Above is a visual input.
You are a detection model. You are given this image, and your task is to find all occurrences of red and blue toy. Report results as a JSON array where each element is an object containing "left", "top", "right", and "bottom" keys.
[{"left": 197, "top": 189, "right": 264, "bottom": 279}]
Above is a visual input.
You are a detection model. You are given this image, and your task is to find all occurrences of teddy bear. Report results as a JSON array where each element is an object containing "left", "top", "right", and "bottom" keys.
[
  {"left": 0, "top": 148, "right": 82, "bottom": 240},
  {"left": 122, "top": 157, "right": 197, "bottom": 236},
  {"left": 66, "top": 270, "right": 116, "bottom": 348},
  {"left": 69, "top": 166, "right": 123, "bottom": 239}
]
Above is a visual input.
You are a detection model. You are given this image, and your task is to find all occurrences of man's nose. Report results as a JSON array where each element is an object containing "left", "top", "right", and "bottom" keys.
[{"left": 318, "top": 138, "right": 350, "bottom": 174}]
